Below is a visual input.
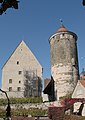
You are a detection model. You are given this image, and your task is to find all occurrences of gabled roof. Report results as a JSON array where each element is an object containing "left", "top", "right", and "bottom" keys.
[
  {"left": 43, "top": 76, "right": 54, "bottom": 95},
  {"left": 44, "top": 78, "right": 51, "bottom": 89},
  {"left": 2, "top": 40, "right": 23, "bottom": 69},
  {"left": 72, "top": 80, "right": 85, "bottom": 98},
  {"left": 2, "top": 40, "right": 42, "bottom": 69},
  {"left": 80, "top": 80, "right": 85, "bottom": 87}
]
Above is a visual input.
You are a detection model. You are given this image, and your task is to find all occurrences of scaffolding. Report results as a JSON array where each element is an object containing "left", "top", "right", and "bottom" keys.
[{"left": 24, "top": 70, "right": 42, "bottom": 97}]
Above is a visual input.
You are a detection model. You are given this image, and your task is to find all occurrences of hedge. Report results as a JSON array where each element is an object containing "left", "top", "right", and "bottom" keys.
[
  {"left": 0, "top": 108, "right": 47, "bottom": 117},
  {"left": 0, "top": 97, "right": 43, "bottom": 105}
]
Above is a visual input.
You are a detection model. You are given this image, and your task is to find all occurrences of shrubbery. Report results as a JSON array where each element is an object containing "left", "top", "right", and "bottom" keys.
[
  {"left": 11, "top": 108, "right": 47, "bottom": 117},
  {"left": 0, "top": 97, "right": 45, "bottom": 117},
  {"left": 0, "top": 108, "right": 47, "bottom": 117},
  {"left": 0, "top": 97, "right": 43, "bottom": 105},
  {"left": 0, "top": 109, "right": 6, "bottom": 117}
]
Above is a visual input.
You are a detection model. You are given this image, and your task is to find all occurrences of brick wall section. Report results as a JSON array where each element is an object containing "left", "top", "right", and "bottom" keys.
[{"left": 48, "top": 106, "right": 65, "bottom": 120}]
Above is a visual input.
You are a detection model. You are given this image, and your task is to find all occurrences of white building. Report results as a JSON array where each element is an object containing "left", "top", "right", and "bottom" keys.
[
  {"left": 1, "top": 40, "right": 42, "bottom": 98},
  {"left": 72, "top": 80, "right": 85, "bottom": 116}
]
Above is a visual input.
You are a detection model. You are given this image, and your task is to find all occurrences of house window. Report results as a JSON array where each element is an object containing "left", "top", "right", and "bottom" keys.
[
  {"left": 9, "top": 79, "right": 12, "bottom": 83},
  {"left": 18, "top": 71, "right": 22, "bottom": 75},
  {"left": 17, "top": 61, "right": 19, "bottom": 65},
  {"left": 9, "top": 87, "right": 12, "bottom": 91},
  {"left": 17, "top": 87, "right": 21, "bottom": 91},
  {"left": 19, "top": 81, "right": 21, "bottom": 83}
]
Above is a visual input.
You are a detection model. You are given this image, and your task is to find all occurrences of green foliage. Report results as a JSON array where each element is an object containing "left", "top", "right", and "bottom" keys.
[
  {"left": 0, "top": 108, "right": 47, "bottom": 117},
  {"left": 0, "top": 109, "right": 6, "bottom": 117},
  {"left": 0, "top": 97, "right": 43, "bottom": 117},
  {"left": 27, "top": 108, "right": 47, "bottom": 117},
  {"left": 0, "top": 98, "right": 8, "bottom": 105},
  {"left": 0, "top": 97, "right": 43, "bottom": 105}
]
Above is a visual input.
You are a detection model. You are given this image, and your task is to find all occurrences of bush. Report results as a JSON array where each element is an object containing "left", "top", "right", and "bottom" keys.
[
  {"left": 0, "top": 109, "right": 6, "bottom": 117},
  {"left": 0, "top": 108, "right": 47, "bottom": 117},
  {"left": 0, "top": 97, "right": 43, "bottom": 105}
]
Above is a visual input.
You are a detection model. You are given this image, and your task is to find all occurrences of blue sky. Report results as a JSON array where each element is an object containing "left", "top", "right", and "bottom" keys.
[{"left": 0, "top": 0, "right": 85, "bottom": 87}]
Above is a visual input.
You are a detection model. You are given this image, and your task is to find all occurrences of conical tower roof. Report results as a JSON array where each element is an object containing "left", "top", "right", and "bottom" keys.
[
  {"left": 49, "top": 24, "right": 77, "bottom": 42},
  {"left": 57, "top": 25, "right": 68, "bottom": 32}
]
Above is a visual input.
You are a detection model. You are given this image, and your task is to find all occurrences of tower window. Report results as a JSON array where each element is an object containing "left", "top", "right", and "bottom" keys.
[
  {"left": 9, "top": 79, "right": 12, "bottom": 83},
  {"left": 18, "top": 71, "right": 22, "bottom": 75},
  {"left": 9, "top": 87, "right": 12, "bottom": 91},
  {"left": 62, "top": 33, "right": 64, "bottom": 36},
  {"left": 17, "top": 87, "right": 21, "bottom": 91},
  {"left": 60, "top": 34, "right": 64, "bottom": 38},
  {"left": 53, "top": 36, "right": 55, "bottom": 39},
  {"left": 73, "top": 35, "right": 75, "bottom": 38},
  {"left": 17, "top": 61, "right": 19, "bottom": 65}
]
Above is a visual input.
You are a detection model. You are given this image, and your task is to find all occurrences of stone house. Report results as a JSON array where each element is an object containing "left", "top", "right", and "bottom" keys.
[
  {"left": 1, "top": 40, "right": 42, "bottom": 98},
  {"left": 72, "top": 80, "right": 85, "bottom": 116}
]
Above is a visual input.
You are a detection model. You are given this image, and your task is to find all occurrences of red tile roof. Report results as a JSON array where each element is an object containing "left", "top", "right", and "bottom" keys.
[{"left": 57, "top": 25, "right": 68, "bottom": 32}]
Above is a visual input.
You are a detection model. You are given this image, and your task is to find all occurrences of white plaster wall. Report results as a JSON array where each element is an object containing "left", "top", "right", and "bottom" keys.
[
  {"left": 1, "top": 41, "right": 42, "bottom": 98},
  {"left": 51, "top": 63, "right": 75, "bottom": 99}
]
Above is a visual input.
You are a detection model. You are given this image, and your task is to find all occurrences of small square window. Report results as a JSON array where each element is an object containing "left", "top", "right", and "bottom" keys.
[
  {"left": 17, "top": 87, "right": 21, "bottom": 91},
  {"left": 9, "top": 87, "right": 12, "bottom": 91},
  {"left": 18, "top": 71, "right": 22, "bottom": 75},
  {"left": 9, "top": 79, "right": 12, "bottom": 83}
]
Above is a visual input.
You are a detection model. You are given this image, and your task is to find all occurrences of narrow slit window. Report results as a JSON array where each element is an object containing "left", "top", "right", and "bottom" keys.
[
  {"left": 17, "top": 87, "right": 21, "bottom": 91},
  {"left": 17, "top": 61, "right": 19, "bottom": 65}
]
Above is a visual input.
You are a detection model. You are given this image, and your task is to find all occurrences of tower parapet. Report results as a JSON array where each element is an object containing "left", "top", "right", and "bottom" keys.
[{"left": 49, "top": 25, "right": 79, "bottom": 100}]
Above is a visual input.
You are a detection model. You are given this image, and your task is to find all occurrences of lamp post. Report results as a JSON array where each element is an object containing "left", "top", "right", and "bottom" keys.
[{"left": 0, "top": 89, "right": 11, "bottom": 120}]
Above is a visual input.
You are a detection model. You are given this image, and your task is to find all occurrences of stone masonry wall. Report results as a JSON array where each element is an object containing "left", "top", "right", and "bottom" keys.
[{"left": 49, "top": 32, "right": 79, "bottom": 100}]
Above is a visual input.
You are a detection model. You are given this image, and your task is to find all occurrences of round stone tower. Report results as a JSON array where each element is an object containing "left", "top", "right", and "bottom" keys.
[{"left": 49, "top": 25, "right": 79, "bottom": 100}]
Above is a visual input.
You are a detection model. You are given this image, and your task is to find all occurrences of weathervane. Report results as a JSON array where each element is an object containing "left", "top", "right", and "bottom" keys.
[{"left": 60, "top": 19, "right": 63, "bottom": 26}]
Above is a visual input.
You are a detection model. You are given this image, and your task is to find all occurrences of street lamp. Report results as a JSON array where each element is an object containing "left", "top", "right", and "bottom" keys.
[{"left": 0, "top": 89, "right": 11, "bottom": 119}]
